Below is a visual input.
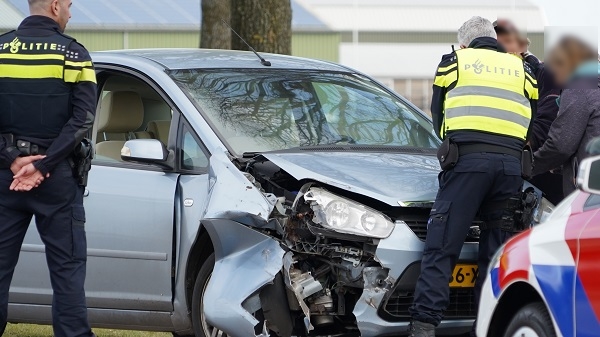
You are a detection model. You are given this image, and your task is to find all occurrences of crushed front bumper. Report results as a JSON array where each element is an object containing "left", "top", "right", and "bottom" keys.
[
  {"left": 354, "top": 221, "right": 478, "bottom": 336},
  {"left": 203, "top": 218, "right": 478, "bottom": 337}
]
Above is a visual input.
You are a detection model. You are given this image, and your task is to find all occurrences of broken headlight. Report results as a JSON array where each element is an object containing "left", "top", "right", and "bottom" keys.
[
  {"left": 533, "top": 197, "right": 554, "bottom": 224},
  {"left": 304, "top": 188, "right": 395, "bottom": 239}
]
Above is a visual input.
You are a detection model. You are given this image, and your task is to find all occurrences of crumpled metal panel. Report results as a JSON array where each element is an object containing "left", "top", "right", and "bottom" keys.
[
  {"left": 283, "top": 252, "right": 318, "bottom": 333},
  {"left": 353, "top": 223, "right": 425, "bottom": 336},
  {"left": 204, "top": 150, "right": 276, "bottom": 221},
  {"left": 262, "top": 152, "right": 439, "bottom": 206},
  {"left": 203, "top": 219, "right": 286, "bottom": 337},
  {"left": 354, "top": 222, "right": 479, "bottom": 336}
]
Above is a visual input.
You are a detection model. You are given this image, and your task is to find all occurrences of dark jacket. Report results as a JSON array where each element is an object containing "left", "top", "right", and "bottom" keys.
[
  {"left": 0, "top": 16, "right": 97, "bottom": 175},
  {"left": 524, "top": 55, "right": 561, "bottom": 151},
  {"left": 533, "top": 74, "right": 600, "bottom": 196},
  {"left": 431, "top": 37, "right": 538, "bottom": 151}
]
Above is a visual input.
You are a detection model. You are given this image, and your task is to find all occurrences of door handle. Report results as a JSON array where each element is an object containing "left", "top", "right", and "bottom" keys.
[{"left": 83, "top": 189, "right": 90, "bottom": 197}]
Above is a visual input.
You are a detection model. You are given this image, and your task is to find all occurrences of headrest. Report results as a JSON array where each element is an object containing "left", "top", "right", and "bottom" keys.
[
  {"left": 98, "top": 91, "right": 144, "bottom": 133},
  {"left": 147, "top": 120, "right": 171, "bottom": 144}
]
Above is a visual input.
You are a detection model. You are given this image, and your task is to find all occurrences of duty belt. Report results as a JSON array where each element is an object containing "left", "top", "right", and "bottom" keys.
[
  {"left": 458, "top": 144, "right": 521, "bottom": 159},
  {"left": 15, "top": 139, "right": 47, "bottom": 156}
]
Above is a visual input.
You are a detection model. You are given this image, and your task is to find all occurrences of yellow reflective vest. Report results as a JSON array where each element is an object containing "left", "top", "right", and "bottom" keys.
[{"left": 435, "top": 48, "right": 538, "bottom": 141}]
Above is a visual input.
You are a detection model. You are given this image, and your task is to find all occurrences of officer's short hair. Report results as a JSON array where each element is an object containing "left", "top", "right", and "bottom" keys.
[
  {"left": 28, "top": 0, "right": 53, "bottom": 8},
  {"left": 458, "top": 16, "right": 497, "bottom": 47}
]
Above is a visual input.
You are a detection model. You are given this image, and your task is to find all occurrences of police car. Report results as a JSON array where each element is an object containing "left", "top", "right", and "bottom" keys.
[{"left": 477, "top": 153, "right": 600, "bottom": 337}]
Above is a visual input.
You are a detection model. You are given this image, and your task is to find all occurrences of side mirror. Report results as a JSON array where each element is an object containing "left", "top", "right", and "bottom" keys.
[
  {"left": 121, "top": 139, "right": 169, "bottom": 164},
  {"left": 587, "top": 137, "right": 600, "bottom": 156},
  {"left": 578, "top": 155, "right": 600, "bottom": 194}
]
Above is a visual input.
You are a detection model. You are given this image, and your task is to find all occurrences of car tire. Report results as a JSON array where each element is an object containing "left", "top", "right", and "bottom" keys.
[
  {"left": 191, "top": 253, "right": 228, "bottom": 337},
  {"left": 503, "top": 302, "right": 557, "bottom": 337}
]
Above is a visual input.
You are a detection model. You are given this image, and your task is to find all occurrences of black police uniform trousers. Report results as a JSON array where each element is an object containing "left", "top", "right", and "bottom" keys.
[
  {"left": 0, "top": 160, "right": 92, "bottom": 337},
  {"left": 409, "top": 152, "right": 523, "bottom": 326}
]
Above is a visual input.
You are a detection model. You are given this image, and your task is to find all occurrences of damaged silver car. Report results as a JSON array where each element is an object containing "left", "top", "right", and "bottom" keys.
[{"left": 7, "top": 49, "right": 550, "bottom": 337}]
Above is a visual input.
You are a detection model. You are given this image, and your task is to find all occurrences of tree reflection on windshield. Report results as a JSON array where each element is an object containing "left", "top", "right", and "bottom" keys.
[{"left": 170, "top": 69, "right": 440, "bottom": 154}]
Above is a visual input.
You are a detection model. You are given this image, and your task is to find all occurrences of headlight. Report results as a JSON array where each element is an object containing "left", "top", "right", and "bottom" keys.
[
  {"left": 304, "top": 188, "right": 395, "bottom": 239},
  {"left": 488, "top": 242, "right": 506, "bottom": 272},
  {"left": 533, "top": 197, "right": 554, "bottom": 224}
]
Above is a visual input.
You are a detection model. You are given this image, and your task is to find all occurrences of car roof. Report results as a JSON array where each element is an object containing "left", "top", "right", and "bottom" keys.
[{"left": 92, "top": 48, "right": 351, "bottom": 72}]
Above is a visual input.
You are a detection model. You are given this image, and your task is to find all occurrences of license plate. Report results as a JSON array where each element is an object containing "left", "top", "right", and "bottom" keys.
[{"left": 449, "top": 264, "right": 478, "bottom": 288}]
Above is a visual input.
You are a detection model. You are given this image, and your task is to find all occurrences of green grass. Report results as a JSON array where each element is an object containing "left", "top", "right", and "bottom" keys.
[{"left": 4, "top": 324, "right": 171, "bottom": 336}]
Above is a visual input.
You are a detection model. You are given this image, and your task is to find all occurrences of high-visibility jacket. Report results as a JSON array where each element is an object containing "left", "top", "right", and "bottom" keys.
[
  {"left": 0, "top": 29, "right": 96, "bottom": 139},
  {"left": 436, "top": 48, "right": 538, "bottom": 141}
]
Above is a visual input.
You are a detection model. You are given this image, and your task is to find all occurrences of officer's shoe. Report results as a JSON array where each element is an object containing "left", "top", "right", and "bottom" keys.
[{"left": 409, "top": 321, "right": 436, "bottom": 337}]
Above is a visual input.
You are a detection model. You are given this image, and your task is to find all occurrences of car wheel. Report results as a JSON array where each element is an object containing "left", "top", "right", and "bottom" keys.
[
  {"left": 191, "top": 253, "right": 229, "bottom": 337},
  {"left": 503, "top": 302, "right": 557, "bottom": 337}
]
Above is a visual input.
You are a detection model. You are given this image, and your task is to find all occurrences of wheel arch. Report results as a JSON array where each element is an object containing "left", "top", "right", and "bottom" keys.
[
  {"left": 184, "top": 224, "right": 214, "bottom": 310},
  {"left": 487, "top": 281, "right": 546, "bottom": 337}
]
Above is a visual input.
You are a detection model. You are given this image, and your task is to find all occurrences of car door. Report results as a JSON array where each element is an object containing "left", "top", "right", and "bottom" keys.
[
  {"left": 10, "top": 69, "right": 178, "bottom": 313},
  {"left": 574, "top": 194, "right": 600, "bottom": 337}
]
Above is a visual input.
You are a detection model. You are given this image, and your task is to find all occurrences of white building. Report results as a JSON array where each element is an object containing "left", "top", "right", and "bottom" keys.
[
  {"left": 298, "top": 0, "right": 547, "bottom": 112},
  {"left": 1, "top": 0, "right": 547, "bottom": 112}
]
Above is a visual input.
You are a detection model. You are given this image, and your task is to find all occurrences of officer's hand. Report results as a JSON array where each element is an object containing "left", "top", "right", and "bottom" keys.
[
  {"left": 10, "top": 164, "right": 45, "bottom": 192},
  {"left": 10, "top": 172, "right": 45, "bottom": 191},
  {"left": 10, "top": 155, "right": 45, "bottom": 176},
  {"left": 10, "top": 175, "right": 44, "bottom": 191}
]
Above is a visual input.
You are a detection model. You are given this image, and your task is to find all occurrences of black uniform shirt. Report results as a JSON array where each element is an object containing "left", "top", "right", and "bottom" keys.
[{"left": 0, "top": 16, "right": 97, "bottom": 175}]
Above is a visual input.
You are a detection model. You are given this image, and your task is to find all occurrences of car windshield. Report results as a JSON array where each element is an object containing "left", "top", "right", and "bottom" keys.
[{"left": 170, "top": 69, "right": 440, "bottom": 155}]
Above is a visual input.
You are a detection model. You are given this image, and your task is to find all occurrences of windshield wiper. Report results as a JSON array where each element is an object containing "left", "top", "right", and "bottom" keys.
[
  {"left": 241, "top": 145, "right": 437, "bottom": 157},
  {"left": 240, "top": 136, "right": 356, "bottom": 158},
  {"left": 328, "top": 135, "right": 356, "bottom": 145},
  {"left": 242, "top": 151, "right": 261, "bottom": 158}
]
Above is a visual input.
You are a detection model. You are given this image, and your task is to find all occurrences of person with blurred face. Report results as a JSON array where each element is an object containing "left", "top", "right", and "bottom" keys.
[
  {"left": 0, "top": 0, "right": 96, "bottom": 336},
  {"left": 494, "top": 19, "right": 564, "bottom": 204},
  {"left": 533, "top": 36, "right": 600, "bottom": 197},
  {"left": 494, "top": 20, "right": 521, "bottom": 54}
]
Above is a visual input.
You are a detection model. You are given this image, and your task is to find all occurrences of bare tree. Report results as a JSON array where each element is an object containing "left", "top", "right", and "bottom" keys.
[
  {"left": 230, "top": 0, "right": 292, "bottom": 55},
  {"left": 200, "top": 0, "right": 231, "bottom": 49}
]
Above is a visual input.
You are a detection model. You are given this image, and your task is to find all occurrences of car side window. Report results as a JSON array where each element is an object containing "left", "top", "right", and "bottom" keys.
[
  {"left": 93, "top": 72, "right": 173, "bottom": 166},
  {"left": 584, "top": 194, "right": 600, "bottom": 211},
  {"left": 180, "top": 125, "right": 209, "bottom": 172}
]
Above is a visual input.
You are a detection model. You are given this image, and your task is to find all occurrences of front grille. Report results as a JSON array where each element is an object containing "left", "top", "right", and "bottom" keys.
[
  {"left": 383, "top": 288, "right": 477, "bottom": 320},
  {"left": 403, "top": 219, "right": 481, "bottom": 242},
  {"left": 405, "top": 220, "right": 428, "bottom": 240}
]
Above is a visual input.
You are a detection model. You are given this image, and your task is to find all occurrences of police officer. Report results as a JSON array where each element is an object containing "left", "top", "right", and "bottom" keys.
[
  {"left": 408, "top": 17, "right": 538, "bottom": 337},
  {"left": 0, "top": 0, "right": 96, "bottom": 336}
]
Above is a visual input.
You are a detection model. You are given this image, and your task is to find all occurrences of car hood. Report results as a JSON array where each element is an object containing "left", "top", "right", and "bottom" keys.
[{"left": 262, "top": 151, "right": 440, "bottom": 206}]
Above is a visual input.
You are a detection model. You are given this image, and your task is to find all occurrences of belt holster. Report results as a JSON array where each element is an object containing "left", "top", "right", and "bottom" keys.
[
  {"left": 1, "top": 133, "right": 14, "bottom": 146},
  {"left": 71, "top": 138, "right": 93, "bottom": 187},
  {"left": 0, "top": 134, "right": 21, "bottom": 165},
  {"left": 479, "top": 197, "right": 521, "bottom": 232},
  {"left": 16, "top": 140, "right": 41, "bottom": 155},
  {"left": 437, "top": 138, "right": 458, "bottom": 170},
  {"left": 478, "top": 187, "right": 538, "bottom": 233},
  {"left": 521, "top": 145, "right": 534, "bottom": 179}
]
